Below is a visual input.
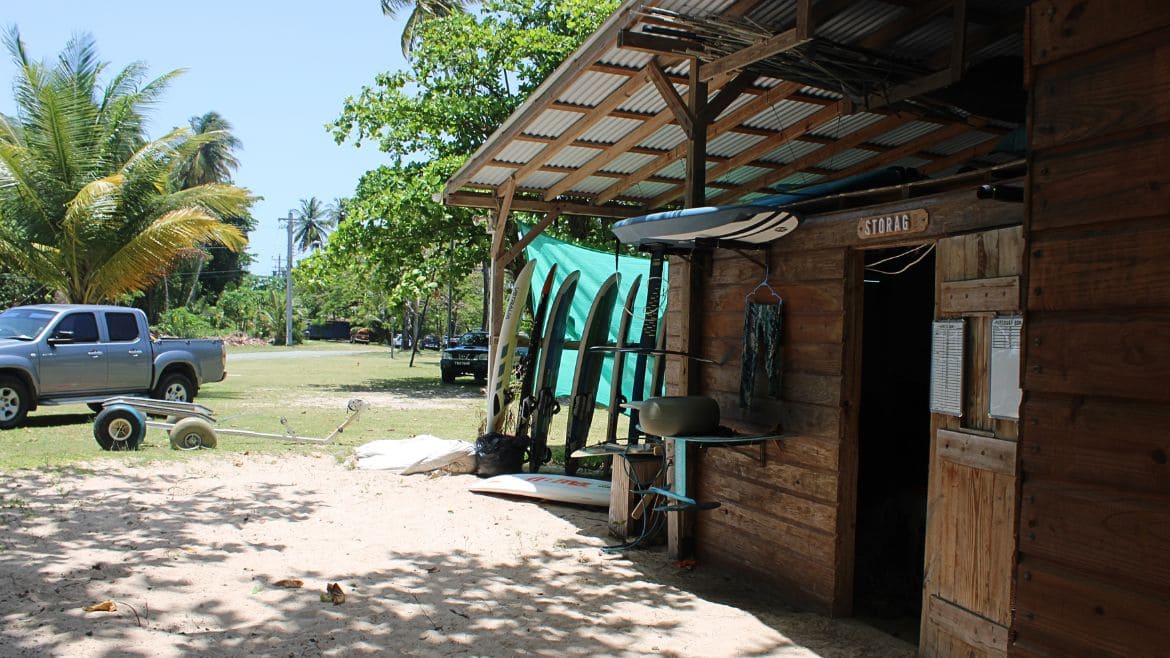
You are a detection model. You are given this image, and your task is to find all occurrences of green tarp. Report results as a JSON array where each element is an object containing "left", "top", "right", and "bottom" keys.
[{"left": 521, "top": 226, "right": 668, "bottom": 403}]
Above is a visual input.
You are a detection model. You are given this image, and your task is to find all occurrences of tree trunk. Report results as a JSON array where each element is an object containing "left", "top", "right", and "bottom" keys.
[{"left": 408, "top": 296, "right": 432, "bottom": 368}]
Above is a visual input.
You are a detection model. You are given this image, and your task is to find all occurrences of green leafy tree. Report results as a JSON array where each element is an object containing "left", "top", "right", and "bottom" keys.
[
  {"left": 379, "top": 0, "right": 469, "bottom": 57},
  {"left": 325, "top": 1, "right": 618, "bottom": 363},
  {"left": 0, "top": 29, "right": 251, "bottom": 303}
]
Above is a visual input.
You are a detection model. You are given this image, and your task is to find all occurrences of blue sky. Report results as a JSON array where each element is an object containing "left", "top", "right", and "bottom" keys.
[{"left": 0, "top": 1, "right": 409, "bottom": 274}]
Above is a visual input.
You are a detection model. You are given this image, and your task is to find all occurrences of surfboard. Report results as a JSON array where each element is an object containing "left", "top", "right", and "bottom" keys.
[
  {"left": 485, "top": 259, "right": 537, "bottom": 435},
  {"left": 651, "top": 301, "right": 668, "bottom": 398},
  {"left": 605, "top": 275, "right": 641, "bottom": 444},
  {"left": 528, "top": 270, "right": 581, "bottom": 473},
  {"left": 611, "top": 204, "right": 798, "bottom": 248},
  {"left": 627, "top": 247, "right": 666, "bottom": 443},
  {"left": 469, "top": 473, "right": 610, "bottom": 508},
  {"left": 515, "top": 264, "right": 558, "bottom": 446},
  {"left": 564, "top": 272, "right": 621, "bottom": 476}
]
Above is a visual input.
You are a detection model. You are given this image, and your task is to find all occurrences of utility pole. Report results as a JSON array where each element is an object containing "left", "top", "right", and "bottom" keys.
[{"left": 278, "top": 211, "right": 295, "bottom": 346}]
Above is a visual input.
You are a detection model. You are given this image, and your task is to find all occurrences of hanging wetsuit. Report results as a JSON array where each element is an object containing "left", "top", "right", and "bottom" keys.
[{"left": 739, "top": 300, "right": 784, "bottom": 408}]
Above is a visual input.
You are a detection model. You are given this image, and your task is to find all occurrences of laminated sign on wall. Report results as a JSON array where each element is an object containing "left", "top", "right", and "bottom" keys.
[
  {"left": 930, "top": 320, "right": 964, "bottom": 416},
  {"left": 990, "top": 316, "right": 1023, "bottom": 420}
]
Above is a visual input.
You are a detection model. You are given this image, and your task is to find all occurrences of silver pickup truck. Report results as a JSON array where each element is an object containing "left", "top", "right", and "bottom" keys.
[{"left": 0, "top": 304, "right": 227, "bottom": 429}]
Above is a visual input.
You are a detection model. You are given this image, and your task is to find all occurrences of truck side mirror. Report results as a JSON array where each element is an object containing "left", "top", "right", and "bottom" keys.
[{"left": 47, "top": 330, "right": 74, "bottom": 346}]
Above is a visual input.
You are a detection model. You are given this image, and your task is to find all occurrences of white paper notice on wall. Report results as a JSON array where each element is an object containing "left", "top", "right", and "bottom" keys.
[
  {"left": 990, "top": 316, "right": 1023, "bottom": 420},
  {"left": 930, "top": 320, "right": 964, "bottom": 416}
]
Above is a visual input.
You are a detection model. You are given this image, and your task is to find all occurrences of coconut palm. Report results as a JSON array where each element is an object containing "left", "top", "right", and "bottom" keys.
[
  {"left": 172, "top": 111, "right": 245, "bottom": 305},
  {"left": 379, "top": 0, "right": 469, "bottom": 56},
  {"left": 293, "top": 196, "right": 335, "bottom": 252},
  {"left": 0, "top": 28, "right": 250, "bottom": 303},
  {"left": 173, "top": 111, "right": 242, "bottom": 188}
]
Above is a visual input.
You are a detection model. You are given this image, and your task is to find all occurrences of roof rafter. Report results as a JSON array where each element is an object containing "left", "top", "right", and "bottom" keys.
[
  {"left": 711, "top": 113, "right": 906, "bottom": 204},
  {"left": 593, "top": 80, "right": 805, "bottom": 204}
]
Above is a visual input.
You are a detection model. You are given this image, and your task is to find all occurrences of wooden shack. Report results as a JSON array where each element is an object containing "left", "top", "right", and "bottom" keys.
[{"left": 444, "top": 1, "right": 1170, "bottom": 654}]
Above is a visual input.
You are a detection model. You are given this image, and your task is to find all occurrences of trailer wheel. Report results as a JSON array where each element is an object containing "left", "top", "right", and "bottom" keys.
[
  {"left": 169, "top": 417, "right": 217, "bottom": 450},
  {"left": 93, "top": 405, "right": 146, "bottom": 451}
]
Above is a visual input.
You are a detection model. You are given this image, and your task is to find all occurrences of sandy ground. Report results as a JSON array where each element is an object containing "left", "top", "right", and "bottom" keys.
[{"left": 0, "top": 454, "right": 915, "bottom": 657}]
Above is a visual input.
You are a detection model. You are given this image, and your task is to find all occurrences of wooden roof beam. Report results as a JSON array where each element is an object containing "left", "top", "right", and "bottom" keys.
[
  {"left": 506, "top": 69, "right": 659, "bottom": 187},
  {"left": 711, "top": 114, "right": 905, "bottom": 204},
  {"left": 647, "top": 58, "right": 695, "bottom": 137},
  {"left": 859, "top": 0, "right": 952, "bottom": 51},
  {"left": 445, "top": 191, "right": 641, "bottom": 218},
  {"left": 593, "top": 81, "right": 805, "bottom": 205},
  {"left": 617, "top": 30, "right": 704, "bottom": 58},
  {"left": 647, "top": 100, "right": 850, "bottom": 208},
  {"left": 541, "top": 70, "right": 746, "bottom": 202}
]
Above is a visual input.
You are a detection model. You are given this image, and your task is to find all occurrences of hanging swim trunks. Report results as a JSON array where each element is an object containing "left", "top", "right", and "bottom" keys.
[{"left": 739, "top": 300, "right": 784, "bottom": 408}]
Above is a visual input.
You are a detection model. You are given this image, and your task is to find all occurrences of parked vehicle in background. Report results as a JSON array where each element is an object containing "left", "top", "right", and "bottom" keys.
[
  {"left": 440, "top": 331, "right": 489, "bottom": 383},
  {"left": 420, "top": 334, "right": 441, "bottom": 350},
  {"left": 0, "top": 305, "right": 227, "bottom": 429},
  {"left": 349, "top": 327, "right": 371, "bottom": 344}
]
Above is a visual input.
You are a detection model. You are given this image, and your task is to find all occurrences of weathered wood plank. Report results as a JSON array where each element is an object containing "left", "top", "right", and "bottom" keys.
[
  {"left": 1028, "top": 222, "right": 1170, "bottom": 311},
  {"left": 1032, "top": 24, "right": 1170, "bottom": 150},
  {"left": 710, "top": 247, "right": 846, "bottom": 284},
  {"left": 701, "top": 310, "right": 843, "bottom": 344},
  {"left": 1012, "top": 556, "right": 1170, "bottom": 657},
  {"left": 937, "top": 428, "right": 1017, "bottom": 475},
  {"left": 702, "top": 444, "right": 839, "bottom": 501},
  {"left": 699, "top": 470, "right": 838, "bottom": 536},
  {"left": 925, "top": 594, "right": 1009, "bottom": 656},
  {"left": 1021, "top": 393, "right": 1170, "bottom": 493},
  {"left": 1024, "top": 314, "right": 1170, "bottom": 403},
  {"left": 784, "top": 185, "right": 1023, "bottom": 252},
  {"left": 1019, "top": 480, "right": 1170, "bottom": 597},
  {"left": 696, "top": 513, "right": 836, "bottom": 607},
  {"left": 1029, "top": 0, "right": 1170, "bottom": 66},
  {"left": 707, "top": 280, "right": 843, "bottom": 314},
  {"left": 1031, "top": 128, "right": 1170, "bottom": 231},
  {"left": 939, "top": 276, "right": 1021, "bottom": 314}
]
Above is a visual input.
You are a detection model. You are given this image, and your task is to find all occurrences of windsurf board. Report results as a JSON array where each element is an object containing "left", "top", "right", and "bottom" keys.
[
  {"left": 485, "top": 259, "right": 537, "bottom": 435},
  {"left": 469, "top": 473, "right": 610, "bottom": 508}
]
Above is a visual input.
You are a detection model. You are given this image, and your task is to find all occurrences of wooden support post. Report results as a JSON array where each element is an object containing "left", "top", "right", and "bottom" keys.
[
  {"left": 667, "top": 251, "right": 707, "bottom": 559},
  {"left": 608, "top": 455, "right": 663, "bottom": 540},
  {"left": 685, "top": 61, "right": 708, "bottom": 209}
]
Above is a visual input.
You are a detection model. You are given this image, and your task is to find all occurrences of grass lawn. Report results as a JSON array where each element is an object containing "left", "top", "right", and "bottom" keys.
[{"left": 0, "top": 342, "right": 618, "bottom": 472}]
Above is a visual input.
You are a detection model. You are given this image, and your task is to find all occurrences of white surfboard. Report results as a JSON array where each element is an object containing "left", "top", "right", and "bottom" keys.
[
  {"left": 485, "top": 259, "right": 538, "bottom": 434},
  {"left": 469, "top": 473, "right": 610, "bottom": 507}
]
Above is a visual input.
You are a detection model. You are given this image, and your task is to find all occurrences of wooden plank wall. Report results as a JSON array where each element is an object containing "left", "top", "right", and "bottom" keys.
[
  {"left": 665, "top": 242, "right": 850, "bottom": 615},
  {"left": 1015, "top": 2, "right": 1170, "bottom": 655}
]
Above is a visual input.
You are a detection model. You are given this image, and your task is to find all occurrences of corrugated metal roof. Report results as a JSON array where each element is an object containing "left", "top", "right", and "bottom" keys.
[
  {"left": 558, "top": 70, "right": 631, "bottom": 107},
  {"left": 579, "top": 116, "right": 644, "bottom": 145},
  {"left": 445, "top": 0, "right": 1026, "bottom": 216},
  {"left": 524, "top": 110, "right": 584, "bottom": 139}
]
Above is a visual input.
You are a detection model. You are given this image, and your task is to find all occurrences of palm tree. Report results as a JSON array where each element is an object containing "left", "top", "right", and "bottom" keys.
[
  {"left": 174, "top": 111, "right": 245, "bottom": 305},
  {"left": 379, "top": 0, "right": 469, "bottom": 56},
  {"left": 173, "top": 111, "right": 242, "bottom": 188},
  {"left": 293, "top": 196, "right": 335, "bottom": 252},
  {"left": 0, "top": 28, "right": 250, "bottom": 304}
]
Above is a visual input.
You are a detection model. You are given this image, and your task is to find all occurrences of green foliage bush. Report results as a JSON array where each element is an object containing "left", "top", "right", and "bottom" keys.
[{"left": 155, "top": 307, "right": 218, "bottom": 338}]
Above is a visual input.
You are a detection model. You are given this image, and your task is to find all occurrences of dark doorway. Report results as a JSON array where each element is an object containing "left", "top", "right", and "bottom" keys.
[{"left": 852, "top": 244, "right": 935, "bottom": 643}]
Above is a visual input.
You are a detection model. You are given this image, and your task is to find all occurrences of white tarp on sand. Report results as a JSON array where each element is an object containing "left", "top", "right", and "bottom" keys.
[{"left": 354, "top": 436, "right": 477, "bottom": 475}]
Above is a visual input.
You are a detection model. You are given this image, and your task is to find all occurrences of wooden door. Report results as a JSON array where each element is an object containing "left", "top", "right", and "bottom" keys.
[{"left": 920, "top": 226, "right": 1023, "bottom": 656}]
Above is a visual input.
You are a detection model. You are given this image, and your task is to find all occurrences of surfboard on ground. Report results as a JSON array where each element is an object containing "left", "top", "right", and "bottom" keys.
[
  {"left": 528, "top": 270, "right": 581, "bottom": 473},
  {"left": 485, "top": 259, "right": 537, "bottom": 436},
  {"left": 469, "top": 473, "right": 610, "bottom": 508},
  {"left": 605, "top": 275, "right": 641, "bottom": 444},
  {"left": 515, "top": 264, "right": 558, "bottom": 447},
  {"left": 564, "top": 272, "right": 621, "bottom": 476}
]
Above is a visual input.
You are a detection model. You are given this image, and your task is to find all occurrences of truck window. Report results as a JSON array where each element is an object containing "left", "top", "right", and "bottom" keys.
[
  {"left": 54, "top": 312, "right": 99, "bottom": 343},
  {"left": 106, "top": 312, "right": 140, "bottom": 342}
]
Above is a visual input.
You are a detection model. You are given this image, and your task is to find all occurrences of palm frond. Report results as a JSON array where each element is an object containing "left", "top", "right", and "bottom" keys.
[{"left": 88, "top": 207, "right": 246, "bottom": 301}]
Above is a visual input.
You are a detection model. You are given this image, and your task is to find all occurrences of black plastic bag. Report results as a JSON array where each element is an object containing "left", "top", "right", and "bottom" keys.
[{"left": 474, "top": 433, "right": 527, "bottom": 477}]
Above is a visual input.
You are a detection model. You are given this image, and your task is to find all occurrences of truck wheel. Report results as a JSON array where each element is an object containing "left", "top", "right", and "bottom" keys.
[
  {"left": 441, "top": 368, "right": 456, "bottom": 384},
  {"left": 0, "top": 375, "right": 29, "bottom": 430},
  {"left": 169, "top": 417, "right": 217, "bottom": 450},
  {"left": 153, "top": 372, "right": 195, "bottom": 403},
  {"left": 93, "top": 405, "right": 145, "bottom": 451}
]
